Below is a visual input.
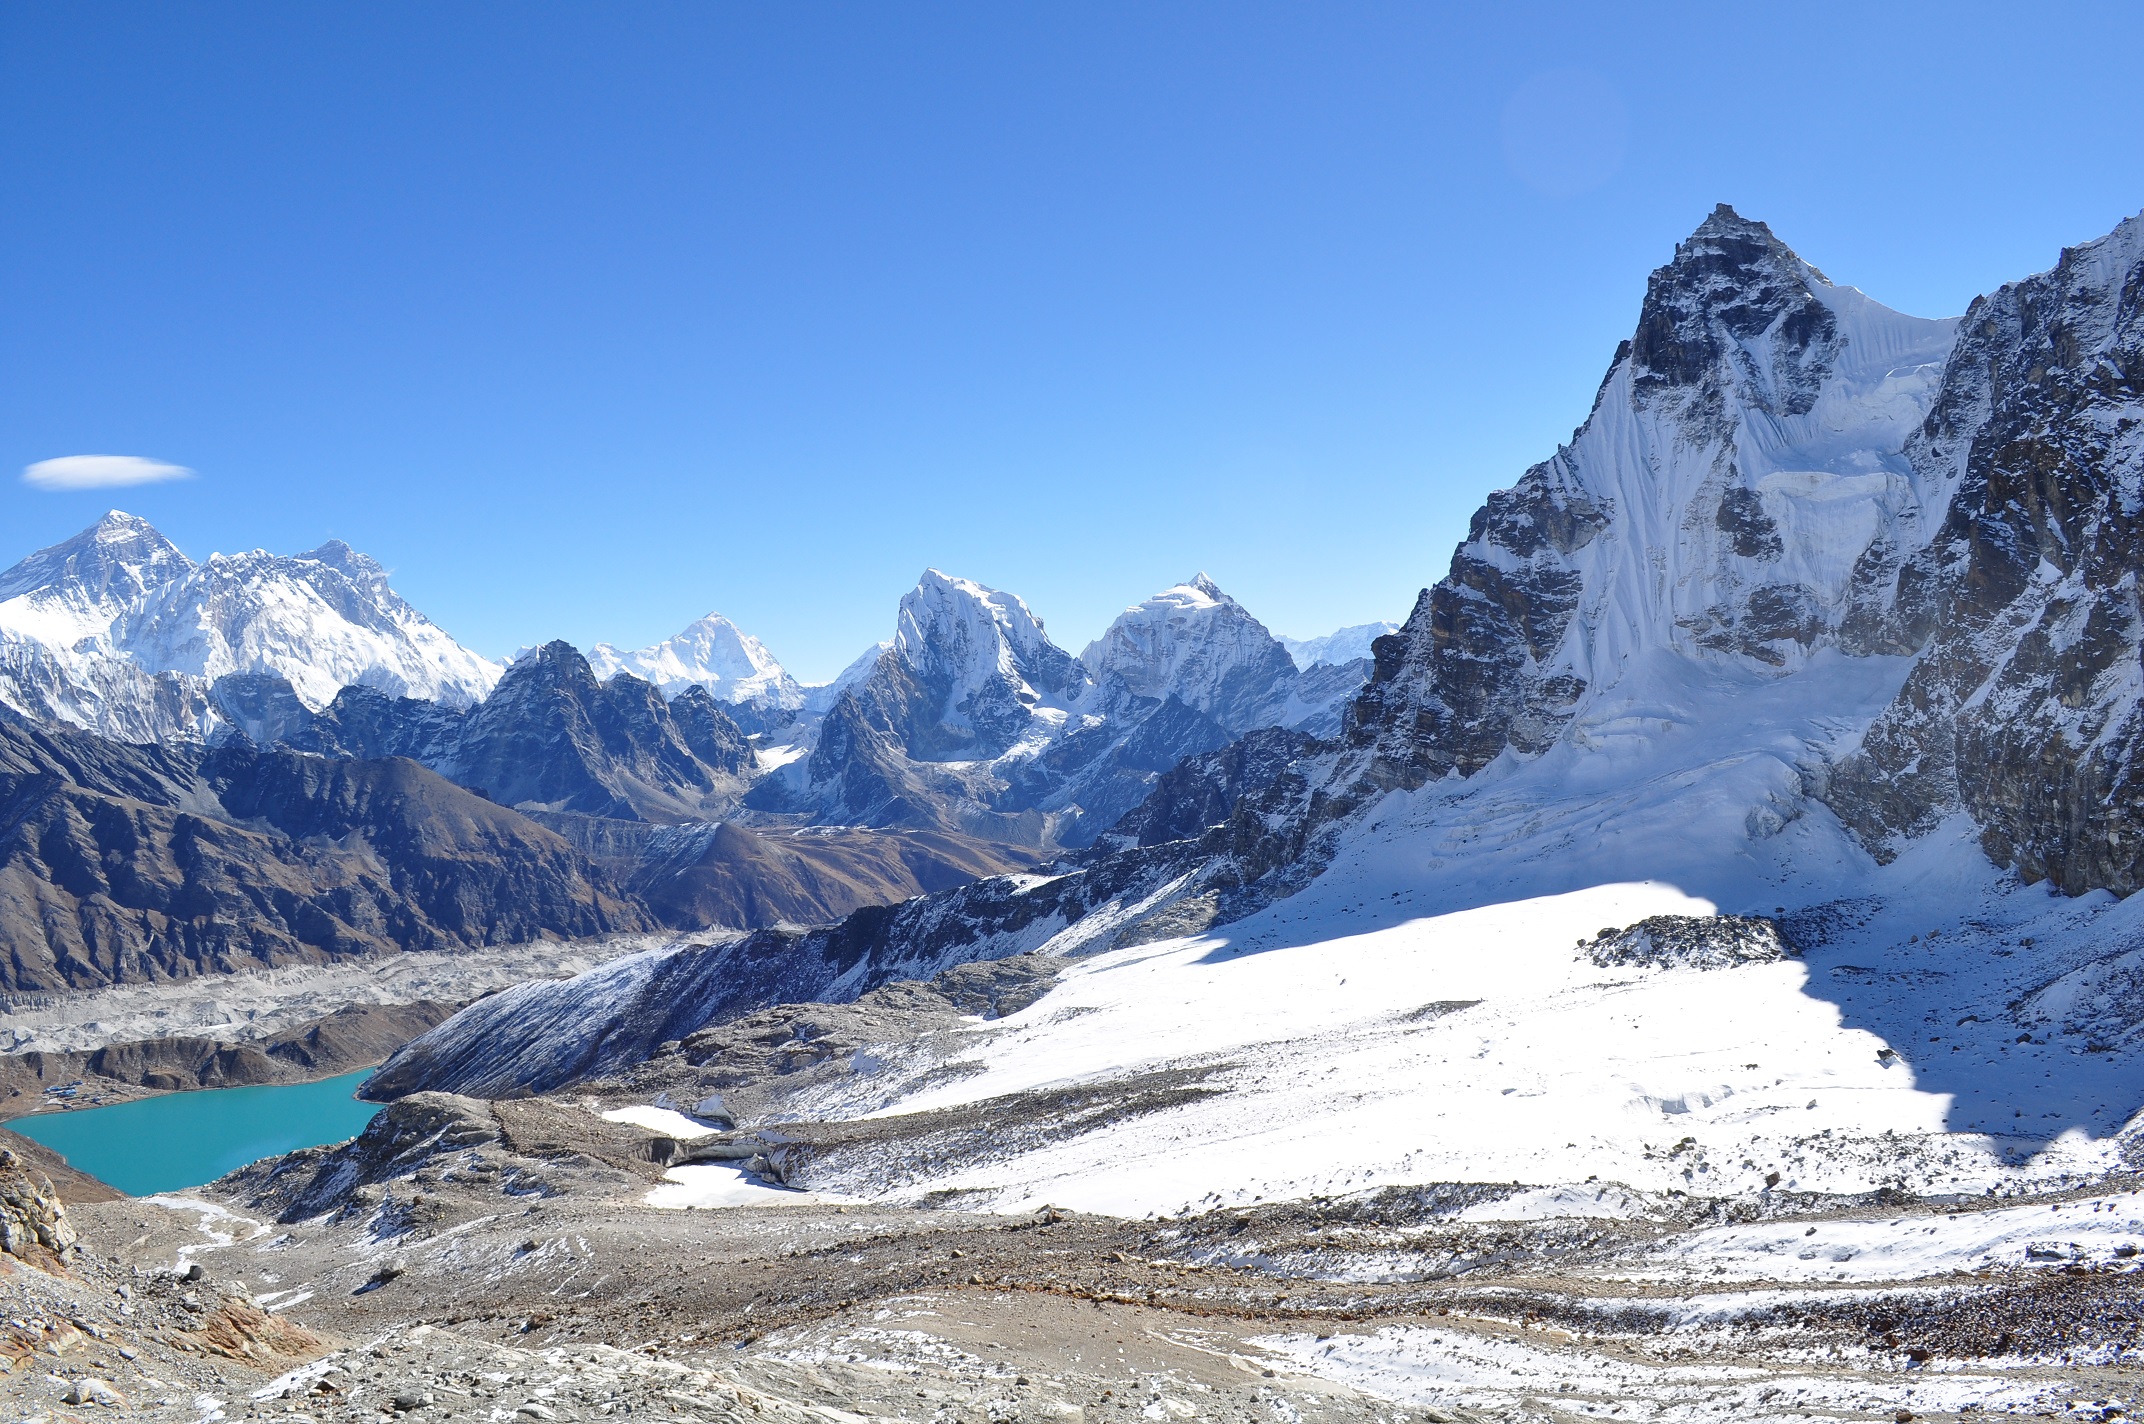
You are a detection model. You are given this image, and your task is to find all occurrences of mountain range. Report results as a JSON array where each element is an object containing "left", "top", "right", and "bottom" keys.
[
  {"left": 0, "top": 511, "right": 1384, "bottom": 988},
  {"left": 12, "top": 202, "right": 2144, "bottom": 1415},
  {"left": 15, "top": 199, "right": 2144, "bottom": 1135},
  {"left": 372, "top": 202, "right": 2144, "bottom": 1172}
]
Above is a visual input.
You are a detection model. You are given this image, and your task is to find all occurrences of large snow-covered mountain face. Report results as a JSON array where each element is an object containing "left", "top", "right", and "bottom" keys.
[
  {"left": 885, "top": 569, "right": 1088, "bottom": 761},
  {"left": 0, "top": 513, "right": 501, "bottom": 740},
  {"left": 1347, "top": 205, "right": 1960, "bottom": 795},
  {"left": 773, "top": 569, "right": 1366, "bottom": 843},
  {"left": 588, "top": 613, "right": 805, "bottom": 729},
  {"left": 0, "top": 511, "right": 194, "bottom": 645},
  {"left": 1079, "top": 574, "right": 1305, "bottom": 733}
]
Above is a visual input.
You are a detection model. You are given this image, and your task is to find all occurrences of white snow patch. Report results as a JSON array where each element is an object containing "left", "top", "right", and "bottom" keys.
[
  {"left": 598, "top": 1105, "right": 722, "bottom": 1140},
  {"left": 1648, "top": 1188, "right": 2144, "bottom": 1282},
  {"left": 644, "top": 1164, "right": 843, "bottom": 1210}
]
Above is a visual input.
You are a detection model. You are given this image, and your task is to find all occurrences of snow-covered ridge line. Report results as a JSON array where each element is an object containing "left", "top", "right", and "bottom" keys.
[{"left": 0, "top": 511, "right": 501, "bottom": 740}]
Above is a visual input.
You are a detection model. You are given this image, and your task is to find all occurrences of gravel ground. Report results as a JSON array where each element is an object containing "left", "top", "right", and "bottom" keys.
[{"left": 5, "top": 1085, "right": 2142, "bottom": 1424}]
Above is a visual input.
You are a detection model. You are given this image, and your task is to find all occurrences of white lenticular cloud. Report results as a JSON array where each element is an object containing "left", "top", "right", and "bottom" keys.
[{"left": 21, "top": 454, "right": 196, "bottom": 490}]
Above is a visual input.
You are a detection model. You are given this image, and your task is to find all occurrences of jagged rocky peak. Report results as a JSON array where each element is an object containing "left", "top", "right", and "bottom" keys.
[
  {"left": 1349, "top": 205, "right": 1959, "bottom": 791},
  {"left": 787, "top": 567, "right": 1354, "bottom": 840},
  {"left": 894, "top": 569, "right": 1085, "bottom": 710},
  {"left": 1630, "top": 203, "right": 1844, "bottom": 408},
  {"left": 1081, "top": 573, "right": 1302, "bottom": 734},
  {"left": 1826, "top": 209, "right": 2144, "bottom": 892},
  {"left": 453, "top": 639, "right": 751, "bottom": 820},
  {"left": 825, "top": 568, "right": 1090, "bottom": 765},
  {"left": 588, "top": 611, "right": 803, "bottom": 712}
]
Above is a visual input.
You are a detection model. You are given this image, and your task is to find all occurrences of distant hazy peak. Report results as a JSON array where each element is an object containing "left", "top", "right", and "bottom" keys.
[
  {"left": 1280, "top": 622, "right": 1398, "bottom": 670},
  {"left": 588, "top": 610, "right": 800, "bottom": 709}
]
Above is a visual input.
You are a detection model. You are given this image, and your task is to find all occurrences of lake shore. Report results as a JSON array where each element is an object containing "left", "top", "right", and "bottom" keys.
[{"left": 4, "top": 1068, "right": 383, "bottom": 1196}]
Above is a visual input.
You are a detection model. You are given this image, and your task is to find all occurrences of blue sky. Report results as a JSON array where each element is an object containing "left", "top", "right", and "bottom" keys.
[{"left": 4, "top": 3, "right": 2141, "bottom": 680}]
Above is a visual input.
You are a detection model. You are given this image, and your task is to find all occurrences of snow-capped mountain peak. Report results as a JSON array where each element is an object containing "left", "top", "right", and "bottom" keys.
[
  {"left": 0, "top": 510, "right": 196, "bottom": 648},
  {"left": 588, "top": 612, "right": 802, "bottom": 710},
  {"left": 893, "top": 569, "right": 1084, "bottom": 716},
  {"left": 1081, "top": 574, "right": 1299, "bottom": 731},
  {"left": 1351, "top": 204, "right": 1961, "bottom": 791},
  {"left": 295, "top": 538, "right": 390, "bottom": 590},
  {"left": 116, "top": 544, "right": 502, "bottom": 710},
  {"left": 0, "top": 513, "right": 501, "bottom": 735}
]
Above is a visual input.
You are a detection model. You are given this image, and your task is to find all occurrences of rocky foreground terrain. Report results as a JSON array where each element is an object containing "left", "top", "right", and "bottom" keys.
[{"left": 3, "top": 1060, "right": 2141, "bottom": 1424}]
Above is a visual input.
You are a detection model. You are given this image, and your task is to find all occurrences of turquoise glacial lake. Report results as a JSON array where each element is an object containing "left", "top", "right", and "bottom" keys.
[{"left": 4, "top": 1068, "right": 382, "bottom": 1196}]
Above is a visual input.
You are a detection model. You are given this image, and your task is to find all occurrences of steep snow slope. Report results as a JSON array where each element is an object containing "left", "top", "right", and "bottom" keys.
[
  {"left": 1348, "top": 206, "right": 1959, "bottom": 798},
  {"left": 743, "top": 650, "right": 2144, "bottom": 1219},
  {"left": 0, "top": 511, "right": 193, "bottom": 649},
  {"left": 0, "top": 512, "right": 500, "bottom": 739},
  {"left": 588, "top": 613, "right": 804, "bottom": 716}
]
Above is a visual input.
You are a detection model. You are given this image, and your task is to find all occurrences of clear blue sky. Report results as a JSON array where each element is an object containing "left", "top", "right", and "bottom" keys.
[{"left": 4, "top": 2, "right": 2141, "bottom": 679}]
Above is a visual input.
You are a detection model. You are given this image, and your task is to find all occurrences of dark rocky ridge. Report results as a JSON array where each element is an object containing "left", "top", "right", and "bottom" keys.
[
  {"left": 233, "top": 641, "right": 756, "bottom": 824},
  {"left": 363, "top": 837, "right": 1209, "bottom": 1099},
  {"left": 451, "top": 643, "right": 752, "bottom": 820},
  {"left": 1825, "top": 214, "right": 2144, "bottom": 892},
  {"left": 524, "top": 811, "right": 1045, "bottom": 930},
  {"left": 0, "top": 711, "right": 650, "bottom": 993},
  {"left": 1103, "top": 724, "right": 1319, "bottom": 848}
]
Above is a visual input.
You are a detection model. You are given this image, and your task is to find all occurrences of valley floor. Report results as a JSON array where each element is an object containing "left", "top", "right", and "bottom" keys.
[{"left": 4, "top": 1140, "right": 2140, "bottom": 1423}]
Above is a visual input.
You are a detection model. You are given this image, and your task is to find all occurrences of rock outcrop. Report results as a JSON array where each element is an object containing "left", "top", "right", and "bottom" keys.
[
  {"left": 1582, "top": 915, "right": 1796, "bottom": 970},
  {"left": 0, "top": 1146, "right": 78, "bottom": 1269}
]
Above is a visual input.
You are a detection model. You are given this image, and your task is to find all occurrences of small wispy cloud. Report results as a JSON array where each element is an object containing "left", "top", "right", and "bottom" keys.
[{"left": 21, "top": 454, "right": 196, "bottom": 491}]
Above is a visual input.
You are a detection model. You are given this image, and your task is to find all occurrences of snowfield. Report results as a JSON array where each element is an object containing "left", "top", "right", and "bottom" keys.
[{"left": 757, "top": 646, "right": 2144, "bottom": 1256}]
